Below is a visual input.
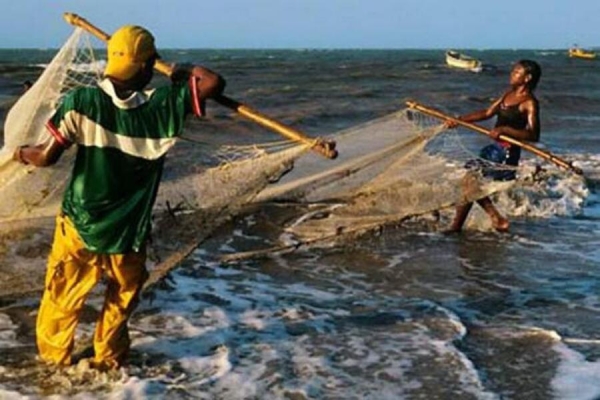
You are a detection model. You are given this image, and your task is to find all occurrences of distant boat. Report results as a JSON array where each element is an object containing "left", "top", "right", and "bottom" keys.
[
  {"left": 568, "top": 47, "right": 596, "bottom": 60},
  {"left": 445, "top": 50, "right": 483, "bottom": 72}
]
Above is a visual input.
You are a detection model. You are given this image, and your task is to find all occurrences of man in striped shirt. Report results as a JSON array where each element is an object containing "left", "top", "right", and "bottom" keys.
[{"left": 13, "top": 25, "right": 225, "bottom": 370}]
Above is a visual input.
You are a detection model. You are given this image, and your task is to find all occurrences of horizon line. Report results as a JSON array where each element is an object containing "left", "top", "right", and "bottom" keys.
[{"left": 0, "top": 46, "right": 589, "bottom": 51}]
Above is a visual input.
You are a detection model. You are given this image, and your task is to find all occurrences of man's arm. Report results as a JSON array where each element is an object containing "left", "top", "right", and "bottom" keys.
[
  {"left": 190, "top": 66, "right": 226, "bottom": 102},
  {"left": 171, "top": 64, "right": 226, "bottom": 116},
  {"left": 13, "top": 137, "right": 65, "bottom": 167}
]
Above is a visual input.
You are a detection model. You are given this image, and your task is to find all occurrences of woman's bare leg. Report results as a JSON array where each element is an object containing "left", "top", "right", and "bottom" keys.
[
  {"left": 448, "top": 202, "right": 473, "bottom": 232},
  {"left": 477, "top": 197, "right": 509, "bottom": 232}
]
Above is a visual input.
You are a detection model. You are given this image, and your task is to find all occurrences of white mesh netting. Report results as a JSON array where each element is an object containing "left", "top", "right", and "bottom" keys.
[
  {"left": 253, "top": 109, "right": 515, "bottom": 243},
  {"left": 0, "top": 28, "right": 100, "bottom": 221}
]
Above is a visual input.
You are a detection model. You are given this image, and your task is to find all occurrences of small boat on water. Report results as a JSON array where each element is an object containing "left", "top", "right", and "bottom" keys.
[
  {"left": 445, "top": 50, "right": 482, "bottom": 73},
  {"left": 568, "top": 47, "right": 596, "bottom": 60}
]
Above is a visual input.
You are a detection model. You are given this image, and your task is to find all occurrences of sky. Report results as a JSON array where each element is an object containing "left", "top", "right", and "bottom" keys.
[{"left": 0, "top": 0, "right": 599, "bottom": 49}]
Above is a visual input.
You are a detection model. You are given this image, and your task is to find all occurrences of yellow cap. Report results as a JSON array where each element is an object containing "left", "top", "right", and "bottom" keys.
[{"left": 105, "top": 25, "right": 157, "bottom": 81}]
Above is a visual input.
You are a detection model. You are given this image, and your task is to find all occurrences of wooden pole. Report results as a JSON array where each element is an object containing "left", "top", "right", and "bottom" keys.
[
  {"left": 63, "top": 13, "right": 338, "bottom": 159},
  {"left": 406, "top": 101, "right": 583, "bottom": 175}
]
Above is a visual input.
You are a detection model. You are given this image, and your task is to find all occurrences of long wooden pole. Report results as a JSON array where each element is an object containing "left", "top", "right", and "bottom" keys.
[
  {"left": 406, "top": 101, "right": 583, "bottom": 176},
  {"left": 63, "top": 13, "right": 338, "bottom": 159}
]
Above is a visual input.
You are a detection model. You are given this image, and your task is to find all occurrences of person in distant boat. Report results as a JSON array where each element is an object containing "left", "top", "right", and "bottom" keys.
[
  {"left": 445, "top": 59, "right": 542, "bottom": 232},
  {"left": 22, "top": 80, "right": 33, "bottom": 93},
  {"left": 12, "top": 25, "right": 225, "bottom": 371}
]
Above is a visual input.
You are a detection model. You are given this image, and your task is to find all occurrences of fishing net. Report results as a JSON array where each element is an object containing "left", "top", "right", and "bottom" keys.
[
  {"left": 0, "top": 28, "right": 100, "bottom": 221},
  {"left": 253, "top": 110, "right": 516, "bottom": 244},
  {"left": 0, "top": 27, "right": 519, "bottom": 297}
]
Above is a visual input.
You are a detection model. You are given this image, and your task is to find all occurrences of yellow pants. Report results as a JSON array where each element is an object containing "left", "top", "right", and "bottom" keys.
[{"left": 36, "top": 214, "right": 148, "bottom": 368}]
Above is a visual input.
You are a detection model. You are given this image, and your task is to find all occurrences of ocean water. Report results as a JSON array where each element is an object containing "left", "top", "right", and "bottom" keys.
[{"left": 1, "top": 48, "right": 600, "bottom": 399}]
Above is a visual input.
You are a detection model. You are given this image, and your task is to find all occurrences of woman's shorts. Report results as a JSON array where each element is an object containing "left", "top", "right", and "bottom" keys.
[{"left": 465, "top": 142, "right": 518, "bottom": 181}]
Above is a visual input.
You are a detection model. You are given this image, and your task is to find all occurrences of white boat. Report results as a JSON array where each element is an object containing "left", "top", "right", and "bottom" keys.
[{"left": 445, "top": 50, "right": 482, "bottom": 73}]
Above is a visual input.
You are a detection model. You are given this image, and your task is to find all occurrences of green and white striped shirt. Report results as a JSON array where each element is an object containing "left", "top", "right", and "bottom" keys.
[{"left": 46, "top": 78, "right": 201, "bottom": 254}]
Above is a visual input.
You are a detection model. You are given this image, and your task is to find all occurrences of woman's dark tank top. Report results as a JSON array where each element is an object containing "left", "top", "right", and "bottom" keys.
[
  {"left": 495, "top": 103, "right": 528, "bottom": 130},
  {"left": 494, "top": 102, "right": 528, "bottom": 165}
]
